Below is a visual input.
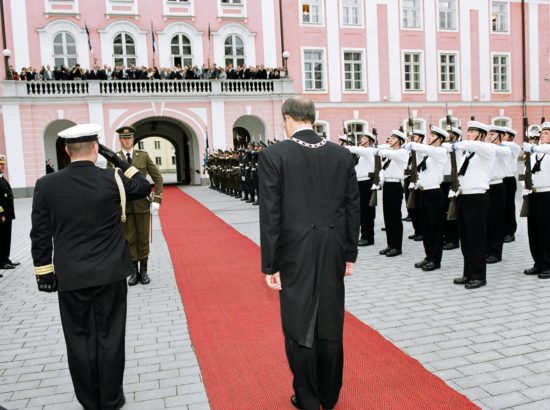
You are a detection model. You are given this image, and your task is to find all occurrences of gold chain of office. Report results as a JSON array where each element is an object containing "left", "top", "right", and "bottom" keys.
[{"left": 289, "top": 137, "right": 328, "bottom": 149}]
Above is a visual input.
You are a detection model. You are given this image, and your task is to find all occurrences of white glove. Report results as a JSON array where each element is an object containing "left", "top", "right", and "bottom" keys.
[
  {"left": 151, "top": 202, "right": 160, "bottom": 212},
  {"left": 523, "top": 142, "right": 534, "bottom": 153},
  {"left": 402, "top": 143, "right": 412, "bottom": 151}
]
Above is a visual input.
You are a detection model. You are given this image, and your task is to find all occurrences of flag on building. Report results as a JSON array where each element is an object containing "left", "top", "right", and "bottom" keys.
[
  {"left": 84, "top": 22, "right": 92, "bottom": 52},
  {"left": 151, "top": 21, "right": 156, "bottom": 53}
]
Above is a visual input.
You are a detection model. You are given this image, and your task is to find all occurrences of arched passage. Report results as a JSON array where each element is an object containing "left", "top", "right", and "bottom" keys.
[
  {"left": 233, "top": 115, "right": 266, "bottom": 146},
  {"left": 43, "top": 119, "right": 76, "bottom": 171}
]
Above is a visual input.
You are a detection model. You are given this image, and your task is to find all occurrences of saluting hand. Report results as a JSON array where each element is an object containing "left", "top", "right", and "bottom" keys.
[
  {"left": 344, "top": 262, "right": 354, "bottom": 276},
  {"left": 265, "top": 272, "right": 282, "bottom": 291}
]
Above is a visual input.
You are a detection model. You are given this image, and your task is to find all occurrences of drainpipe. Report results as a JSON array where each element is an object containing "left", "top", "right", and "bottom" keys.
[
  {"left": 278, "top": 0, "right": 285, "bottom": 67},
  {"left": 521, "top": 0, "right": 527, "bottom": 138}
]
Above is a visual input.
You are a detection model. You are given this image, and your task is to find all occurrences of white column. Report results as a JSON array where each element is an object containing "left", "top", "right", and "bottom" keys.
[
  {"left": 386, "top": 0, "right": 401, "bottom": 101},
  {"left": 478, "top": 2, "right": 491, "bottom": 101},
  {"left": 2, "top": 104, "right": 26, "bottom": 188},
  {"left": 89, "top": 102, "right": 108, "bottom": 167},
  {"left": 459, "top": 1, "right": 472, "bottom": 101},
  {"left": 211, "top": 100, "right": 226, "bottom": 150},
  {"left": 261, "top": 0, "right": 277, "bottom": 68},
  {"left": 529, "top": 0, "right": 540, "bottom": 101},
  {"left": 326, "top": 0, "right": 341, "bottom": 102},
  {"left": 9, "top": 0, "right": 30, "bottom": 69},
  {"left": 424, "top": 0, "right": 437, "bottom": 101},
  {"left": 366, "top": 0, "right": 380, "bottom": 101}
]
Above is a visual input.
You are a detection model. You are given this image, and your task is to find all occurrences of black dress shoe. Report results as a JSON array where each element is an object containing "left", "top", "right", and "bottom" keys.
[
  {"left": 453, "top": 276, "right": 470, "bottom": 285},
  {"left": 381, "top": 227, "right": 386, "bottom": 231},
  {"left": 379, "top": 247, "right": 391, "bottom": 255},
  {"left": 0, "top": 263, "right": 15, "bottom": 269},
  {"left": 524, "top": 266, "right": 542, "bottom": 275},
  {"left": 7, "top": 260, "right": 20, "bottom": 266},
  {"left": 422, "top": 261, "right": 441, "bottom": 271},
  {"left": 486, "top": 255, "right": 502, "bottom": 264},
  {"left": 503, "top": 234, "right": 515, "bottom": 243},
  {"left": 414, "top": 235, "right": 423, "bottom": 241},
  {"left": 538, "top": 271, "right": 550, "bottom": 279},
  {"left": 465, "top": 279, "right": 487, "bottom": 289},
  {"left": 386, "top": 249, "right": 402, "bottom": 257},
  {"left": 0, "top": 273, "right": 3, "bottom": 278},
  {"left": 408, "top": 234, "right": 416, "bottom": 240},
  {"left": 443, "top": 242, "right": 459, "bottom": 250},
  {"left": 403, "top": 216, "right": 412, "bottom": 222},
  {"left": 290, "top": 395, "right": 301, "bottom": 409},
  {"left": 358, "top": 239, "right": 374, "bottom": 247},
  {"left": 414, "top": 259, "right": 429, "bottom": 268},
  {"left": 115, "top": 395, "right": 126, "bottom": 410}
]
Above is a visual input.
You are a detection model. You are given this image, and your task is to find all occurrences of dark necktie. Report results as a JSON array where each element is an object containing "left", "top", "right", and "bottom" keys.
[
  {"left": 458, "top": 152, "right": 475, "bottom": 176},
  {"left": 382, "top": 159, "right": 391, "bottom": 170},
  {"left": 532, "top": 154, "right": 546, "bottom": 174},
  {"left": 416, "top": 157, "right": 428, "bottom": 172},
  {"left": 126, "top": 152, "right": 132, "bottom": 164}
]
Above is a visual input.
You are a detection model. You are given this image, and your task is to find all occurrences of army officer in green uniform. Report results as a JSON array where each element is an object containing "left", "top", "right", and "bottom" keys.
[{"left": 113, "top": 126, "right": 163, "bottom": 286}]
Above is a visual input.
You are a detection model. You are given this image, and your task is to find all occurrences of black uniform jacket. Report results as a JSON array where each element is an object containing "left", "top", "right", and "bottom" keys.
[
  {"left": 259, "top": 129, "right": 360, "bottom": 347},
  {"left": 0, "top": 176, "right": 15, "bottom": 220},
  {"left": 30, "top": 161, "right": 151, "bottom": 291}
]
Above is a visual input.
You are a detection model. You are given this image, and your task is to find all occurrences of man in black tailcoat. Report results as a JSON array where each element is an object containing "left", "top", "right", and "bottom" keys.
[
  {"left": 30, "top": 123, "right": 151, "bottom": 410},
  {"left": 259, "top": 96, "right": 360, "bottom": 410},
  {"left": 0, "top": 154, "right": 19, "bottom": 271}
]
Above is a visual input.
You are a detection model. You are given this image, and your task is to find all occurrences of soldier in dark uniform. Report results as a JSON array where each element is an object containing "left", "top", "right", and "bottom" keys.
[
  {"left": 30, "top": 123, "right": 151, "bottom": 410},
  {"left": 0, "top": 154, "right": 19, "bottom": 271},
  {"left": 111, "top": 126, "right": 164, "bottom": 286}
]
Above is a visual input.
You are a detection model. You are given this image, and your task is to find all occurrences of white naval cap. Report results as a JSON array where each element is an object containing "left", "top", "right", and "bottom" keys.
[
  {"left": 58, "top": 123, "right": 101, "bottom": 143},
  {"left": 412, "top": 130, "right": 426, "bottom": 139},
  {"left": 430, "top": 125, "right": 449, "bottom": 139},
  {"left": 503, "top": 127, "right": 517, "bottom": 137},
  {"left": 390, "top": 129, "right": 406, "bottom": 141},
  {"left": 362, "top": 131, "right": 376, "bottom": 141},
  {"left": 467, "top": 121, "right": 489, "bottom": 133},
  {"left": 541, "top": 122, "right": 550, "bottom": 131},
  {"left": 487, "top": 124, "right": 508, "bottom": 133},
  {"left": 451, "top": 127, "right": 463, "bottom": 137}
]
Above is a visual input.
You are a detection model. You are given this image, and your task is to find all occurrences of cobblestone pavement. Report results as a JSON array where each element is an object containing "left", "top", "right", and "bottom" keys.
[{"left": 2, "top": 186, "right": 549, "bottom": 410}]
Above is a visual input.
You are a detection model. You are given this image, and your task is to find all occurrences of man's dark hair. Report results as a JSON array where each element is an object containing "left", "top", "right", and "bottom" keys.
[
  {"left": 65, "top": 141, "right": 97, "bottom": 157},
  {"left": 281, "top": 97, "right": 316, "bottom": 124}
]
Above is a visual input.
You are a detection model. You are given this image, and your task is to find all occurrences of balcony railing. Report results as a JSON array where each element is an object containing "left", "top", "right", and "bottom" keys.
[{"left": 1, "top": 79, "right": 294, "bottom": 99}]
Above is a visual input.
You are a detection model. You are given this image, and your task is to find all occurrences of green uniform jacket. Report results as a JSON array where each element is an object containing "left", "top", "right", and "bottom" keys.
[{"left": 112, "top": 150, "right": 163, "bottom": 214}]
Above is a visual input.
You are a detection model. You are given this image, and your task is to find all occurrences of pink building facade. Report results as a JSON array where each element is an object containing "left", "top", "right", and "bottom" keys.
[{"left": 0, "top": 0, "right": 549, "bottom": 194}]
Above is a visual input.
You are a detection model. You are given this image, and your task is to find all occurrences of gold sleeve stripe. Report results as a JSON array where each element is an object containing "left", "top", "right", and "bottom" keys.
[
  {"left": 124, "top": 166, "right": 139, "bottom": 179},
  {"left": 35, "top": 264, "right": 54, "bottom": 275},
  {"left": 0, "top": 206, "right": 3, "bottom": 212},
  {"left": 154, "top": 194, "right": 162, "bottom": 199}
]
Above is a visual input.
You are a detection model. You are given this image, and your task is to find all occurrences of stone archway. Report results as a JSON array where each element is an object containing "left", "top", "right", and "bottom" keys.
[
  {"left": 233, "top": 115, "right": 266, "bottom": 146},
  {"left": 43, "top": 119, "right": 76, "bottom": 171},
  {"left": 131, "top": 116, "right": 201, "bottom": 185}
]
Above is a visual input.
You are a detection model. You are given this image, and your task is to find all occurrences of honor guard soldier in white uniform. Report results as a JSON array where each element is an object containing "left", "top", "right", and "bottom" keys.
[
  {"left": 407, "top": 130, "right": 425, "bottom": 242},
  {"left": 347, "top": 132, "right": 377, "bottom": 246},
  {"left": 523, "top": 122, "right": 550, "bottom": 279},
  {"left": 446, "top": 121, "right": 497, "bottom": 289},
  {"left": 112, "top": 126, "right": 163, "bottom": 286},
  {"left": 501, "top": 127, "right": 521, "bottom": 243},
  {"left": 378, "top": 130, "right": 408, "bottom": 257},
  {"left": 30, "top": 123, "right": 151, "bottom": 410},
  {"left": 404, "top": 126, "right": 448, "bottom": 271}
]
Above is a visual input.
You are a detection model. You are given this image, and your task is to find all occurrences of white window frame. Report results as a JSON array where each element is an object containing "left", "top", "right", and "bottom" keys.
[
  {"left": 113, "top": 32, "right": 137, "bottom": 68},
  {"left": 155, "top": 157, "right": 162, "bottom": 166},
  {"left": 300, "top": 0, "right": 324, "bottom": 27},
  {"left": 491, "top": 52, "right": 511, "bottom": 93},
  {"left": 213, "top": 23, "right": 256, "bottom": 68},
  {"left": 53, "top": 31, "right": 78, "bottom": 69},
  {"left": 491, "top": 1, "right": 510, "bottom": 34},
  {"left": 340, "top": 0, "right": 364, "bottom": 28},
  {"left": 45, "top": 0, "right": 80, "bottom": 15},
  {"left": 438, "top": 116, "right": 460, "bottom": 130},
  {"left": 344, "top": 120, "right": 369, "bottom": 145},
  {"left": 170, "top": 33, "right": 194, "bottom": 68},
  {"left": 157, "top": 22, "right": 204, "bottom": 70},
  {"left": 402, "top": 118, "right": 426, "bottom": 135},
  {"left": 38, "top": 19, "right": 90, "bottom": 69},
  {"left": 217, "top": 0, "right": 247, "bottom": 19},
  {"left": 402, "top": 50, "right": 424, "bottom": 93},
  {"left": 342, "top": 49, "right": 365, "bottom": 93},
  {"left": 106, "top": 0, "right": 138, "bottom": 16},
  {"left": 437, "top": 0, "right": 457, "bottom": 32},
  {"left": 163, "top": 0, "right": 194, "bottom": 17},
  {"left": 492, "top": 117, "right": 511, "bottom": 127},
  {"left": 313, "top": 121, "right": 330, "bottom": 138},
  {"left": 302, "top": 47, "right": 327, "bottom": 94},
  {"left": 438, "top": 51, "right": 460, "bottom": 93},
  {"left": 223, "top": 34, "right": 246, "bottom": 69},
  {"left": 400, "top": 0, "right": 422, "bottom": 30}
]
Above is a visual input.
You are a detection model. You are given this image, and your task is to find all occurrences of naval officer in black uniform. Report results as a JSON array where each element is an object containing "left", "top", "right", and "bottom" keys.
[{"left": 30, "top": 123, "right": 151, "bottom": 410}]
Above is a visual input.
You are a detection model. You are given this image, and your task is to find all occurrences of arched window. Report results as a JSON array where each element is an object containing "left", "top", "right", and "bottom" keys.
[
  {"left": 224, "top": 34, "right": 245, "bottom": 69},
  {"left": 171, "top": 34, "right": 193, "bottom": 68},
  {"left": 53, "top": 32, "right": 78, "bottom": 69},
  {"left": 113, "top": 33, "right": 136, "bottom": 67}
]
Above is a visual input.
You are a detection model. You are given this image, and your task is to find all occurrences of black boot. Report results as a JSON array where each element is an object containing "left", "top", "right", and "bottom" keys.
[
  {"left": 140, "top": 260, "right": 150, "bottom": 285},
  {"left": 241, "top": 192, "right": 249, "bottom": 201},
  {"left": 246, "top": 195, "right": 255, "bottom": 203},
  {"left": 128, "top": 262, "right": 140, "bottom": 286}
]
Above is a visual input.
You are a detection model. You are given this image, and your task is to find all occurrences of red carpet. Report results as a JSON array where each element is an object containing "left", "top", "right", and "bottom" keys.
[{"left": 160, "top": 187, "right": 478, "bottom": 410}]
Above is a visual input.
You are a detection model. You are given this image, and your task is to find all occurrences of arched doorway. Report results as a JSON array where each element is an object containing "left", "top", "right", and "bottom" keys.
[
  {"left": 233, "top": 115, "right": 266, "bottom": 146},
  {"left": 43, "top": 119, "right": 76, "bottom": 172},
  {"left": 232, "top": 126, "right": 250, "bottom": 149},
  {"left": 131, "top": 116, "right": 200, "bottom": 185}
]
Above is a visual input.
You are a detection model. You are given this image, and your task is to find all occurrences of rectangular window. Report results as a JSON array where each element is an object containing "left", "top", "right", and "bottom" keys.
[
  {"left": 138, "top": 141, "right": 144, "bottom": 149},
  {"left": 155, "top": 157, "right": 162, "bottom": 166},
  {"left": 221, "top": 0, "right": 241, "bottom": 3},
  {"left": 314, "top": 123, "right": 327, "bottom": 137},
  {"left": 304, "top": 50, "right": 324, "bottom": 91},
  {"left": 154, "top": 141, "right": 161, "bottom": 149},
  {"left": 343, "top": 51, "right": 363, "bottom": 91},
  {"left": 440, "top": 53, "right": 458, "bottom": 91},
  {"left": 342, "top": 0, "right": 362, "bottom": 26},
  {"left": 403, "top": 52, "right": 423, "bottom": 91},
  {"left": 402, "top": 0, "right": 421, "bottom": 29},
  {"left": 492, "top": 54, "right": 510, "bottom": 92},
  {"left": 438, "top": 0, "right": 456, "bottom": 30},
  {"left": 492, "top": 1, "right": 508, "bottom": 32},
  {"left": 168, "top": 0, "right": 189, "bottom": 2},
  {"left": 302, "top": 0, "right": 321, "bottom": 24},
  {"left": 172, "top": 156, "right": 176, "bottom": 165}
]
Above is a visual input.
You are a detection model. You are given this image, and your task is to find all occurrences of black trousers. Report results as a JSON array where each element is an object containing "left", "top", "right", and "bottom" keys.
[
  {"left": 457, "top": 193, "right": 489, "bottom": 281},
  {"left": 409, "top": 189, "right": 422, "bottom": 236},
  {"left": 0, "top": 217, "right": 12, "bottom": 264},
  {"left": 358, "top": 179, "right": 375, "bottom": 242},
  {"left": 440, "top": 182, "right": 459, "bottom": 244},
  {"left": 527, "top": 192, "right": 550, "bottom": 271},
  {"left": 420, "top": 189, "right": 445, "bottom": 264},
  {"left": 503, "top": 176, "right": 517, "bottom": 236},
  {"left": 487, "top": 183, "right": 506, "bottom": 259},
  {"left": 58, "top": 279, "right": 127, "bottom": 410},
  {"left": 383, "top": 182, "right": 403, "bottom": 250},
  {"left": 284, "top": 329, "right": 343, "bottom": 410}
]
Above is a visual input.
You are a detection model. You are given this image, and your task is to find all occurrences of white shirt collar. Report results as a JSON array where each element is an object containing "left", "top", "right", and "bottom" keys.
[{"left": 121, "top": 148, "right": 134, "bottom": 157}]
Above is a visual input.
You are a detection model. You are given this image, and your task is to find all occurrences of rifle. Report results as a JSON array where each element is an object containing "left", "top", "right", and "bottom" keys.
[
  {"left": 369, "top": 125, "right": 381, "bottom": 208},
  {"left": 445, "top": 103, "right": 459, "bottom": 220},
  {"left": 406, "top": 109, "right": 417, "bottom": 209},
  {"left": 520, "top": 116, "right": 532, "bottom": 218}
]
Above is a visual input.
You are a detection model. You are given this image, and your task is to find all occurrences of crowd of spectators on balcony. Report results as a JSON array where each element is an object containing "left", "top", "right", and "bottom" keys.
[{"left": 6, "top": 63, "right": 287, "bottom": 81}]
